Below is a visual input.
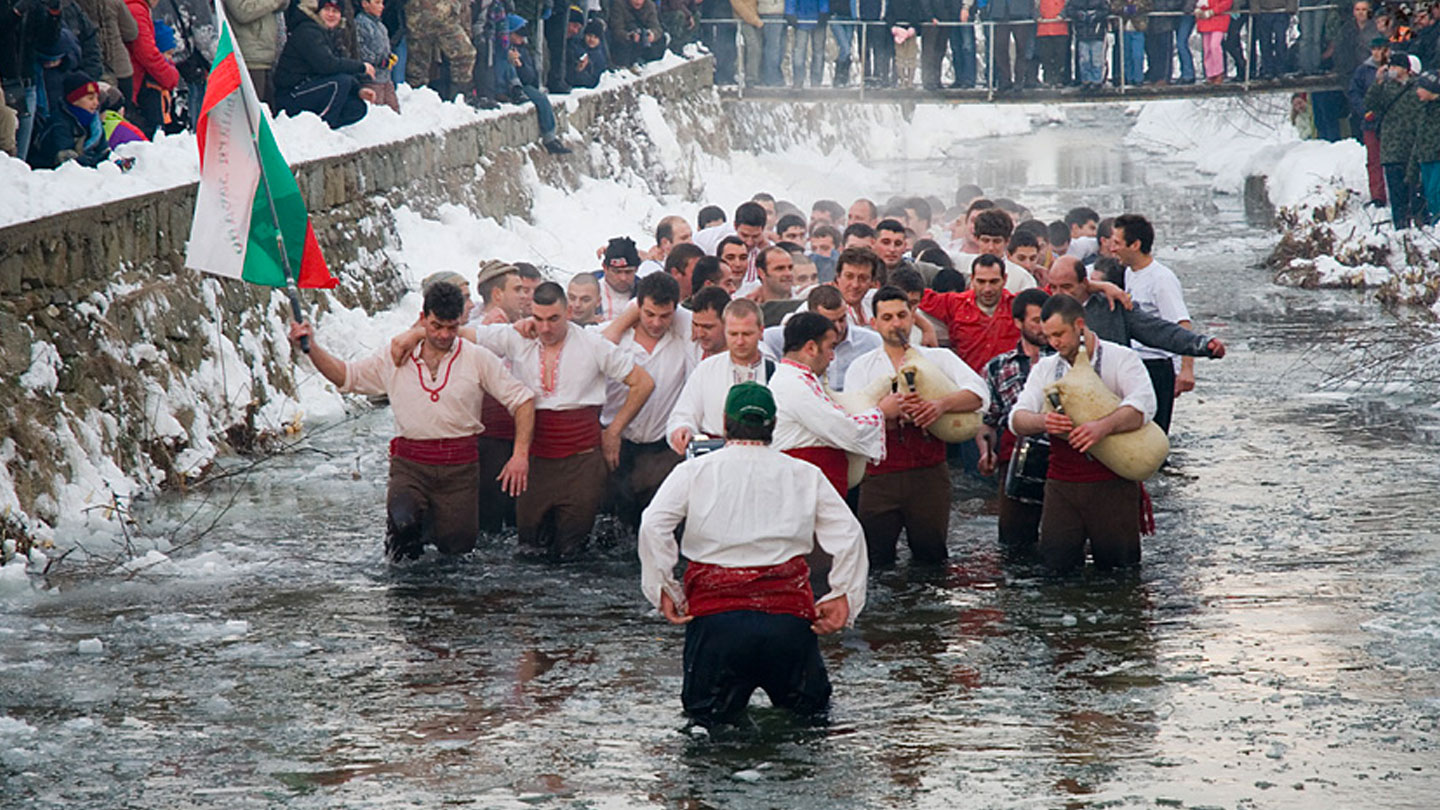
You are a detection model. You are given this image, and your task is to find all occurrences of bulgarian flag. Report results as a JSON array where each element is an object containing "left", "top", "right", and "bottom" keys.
[{"left": 185, "top": 7, "right": 337, "bottom": 290}]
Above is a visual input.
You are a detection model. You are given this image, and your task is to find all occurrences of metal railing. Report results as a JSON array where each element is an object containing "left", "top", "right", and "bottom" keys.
[{"left": 699, "top": 4, "right": 1343, "bottom": 101}]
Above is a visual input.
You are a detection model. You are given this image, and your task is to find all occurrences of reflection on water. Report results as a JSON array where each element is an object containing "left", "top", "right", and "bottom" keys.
[{"left": 2, "top": 104, "right": 1439, "bottom": 809}]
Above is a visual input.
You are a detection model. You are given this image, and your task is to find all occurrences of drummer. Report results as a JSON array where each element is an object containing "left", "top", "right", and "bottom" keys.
[
  {"left": 1009, "top": 294, "right": 1156, "bottom": 573},
  {"left": 978, "top": 288, "right": 1051, "bottom": 551}
]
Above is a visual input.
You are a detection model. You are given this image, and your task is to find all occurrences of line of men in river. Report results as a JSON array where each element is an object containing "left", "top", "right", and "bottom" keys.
[
  {"left": 287, "top": 194, "right": 1224, "bottom": 581},
  {"left": 286, "top": 194, "right": 1226, "bottom": 726}
]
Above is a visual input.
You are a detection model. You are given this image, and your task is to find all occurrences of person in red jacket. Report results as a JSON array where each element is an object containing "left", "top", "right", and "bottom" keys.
[
  {"left": 1195, "top": 0, "right": 1232, "bottom": 83},
  {"left": 122, "top": 0, "right": 179, "bottom": 137},
  {"left": 1035, "top": 0, "right": 1071, "bottom": 87},
  {"left": 918, "top": 253, "right": 1020, "bottom": 373}
]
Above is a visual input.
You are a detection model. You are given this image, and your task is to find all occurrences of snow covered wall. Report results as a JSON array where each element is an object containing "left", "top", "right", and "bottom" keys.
[{"left": 0, "top": 56, "right": 725, "bottom": 549}]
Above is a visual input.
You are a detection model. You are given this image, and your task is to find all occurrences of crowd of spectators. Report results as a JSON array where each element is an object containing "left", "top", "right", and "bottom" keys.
[{"left": 0, "top": 0, "right": 690, "bottom": 167}]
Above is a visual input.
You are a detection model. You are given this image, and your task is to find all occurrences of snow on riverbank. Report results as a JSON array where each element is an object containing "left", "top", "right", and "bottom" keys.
[{"left": 0, "top": 53, "right": 695, "bottom": 229}]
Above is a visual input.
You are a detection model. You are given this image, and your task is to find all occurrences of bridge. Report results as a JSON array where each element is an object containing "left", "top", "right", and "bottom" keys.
[{"left": 718, "top": 74, "right": 1343, "bottom": 105}]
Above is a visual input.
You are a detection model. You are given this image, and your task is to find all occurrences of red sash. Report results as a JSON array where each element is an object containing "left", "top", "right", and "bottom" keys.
[
  {"left": 683, "top": 556, "right": 817, "bottom": 621},
  {"left": 784, "top": 446, "right": 849, "bottom": 496},
  {"left": 480, "top": 394, "right": 516, "bottom": 441},
  {"left": 532, "top": 406, "right": 603, "bottom": 459},
  {"left": 1047, "top": 435, "right": 1119, "bottom": 483},
  {"left": 389, "top": 435, "right": 481, "bottom": 466},
  {"left": 868, "top": 422, "right": 945, "bottom": 476},
  {"left": 997, "top": 428, "right": 1018, "bottom": 464}
]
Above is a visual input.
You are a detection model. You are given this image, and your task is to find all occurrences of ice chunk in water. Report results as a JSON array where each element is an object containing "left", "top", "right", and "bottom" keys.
[{"left": 77, "top": 638, "right": 104, "bottom": 654}]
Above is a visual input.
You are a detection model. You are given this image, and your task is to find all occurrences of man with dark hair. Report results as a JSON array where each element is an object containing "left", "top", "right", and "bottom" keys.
[
  {"left": 834, "top": 245, "right": 883, "bottom": 328},
  {"left": 845, "top": 286, "right": 988, "bottom": 567},
  {"left": 668, "top": 298, "right": 774, "bottom": 454},
  {"left": 946, "top": 197, "right": 995, "bottom": 255},
  {"left": 842, "top": 222, "right": 877, "bottom": 251},
  {"left": 1007, "top": 230, "right": 1043, "bottom": 287},
  {"left": 691, "top": 256, "right": 726, "bottom": 292},
  {"left": 776, "top": 213, "right": 808, "bottom": 244},
  {"left": 762, "top": 284, "right": 882, "bottom": 392},
  {"left": 567, "top": 273, "right": 602, "bottom": 325},
  {"left": 920, "top": 254, "right": 1021, "bottom": 373},
  {"left": 1064, "top": 206, "right": 1102, "bottom": 261},
  {"left": 473, "top": 281, "right": 655, "bottom": 559},
  {"left": 639, "top": 381, "right": 869, "bottom": 729},
  {"left": 847, "top": 197, "right": 879, "bottom": 227},
  {"left": 599, "top": 236, "right": 642, "bottom": 320},
  {"left": 664, "top": 242, "right": 706, "bottom": 299},
  {"left": 951, "top": 209, "right": 1036, "bottom": 292},
  {"left": 470, "top": 260, "right": 531, "bottom": 531},
  {"left": 1110, "top": 214, "right": 1194, "bottom": 434},
  {"left": 750, "top": 192, "right": 777, "bottom": 229},
  {"left": 513, "top": 263, "right": 543, "bottom": 318},
  {"left": 1047, "top": 220, "right": 1071, "bottom": 258},
  {"left": 1010, "top": 293, "right": 1157, "bottom": 572},
  {"left": 772, "top": 313, "right": 899, "bottom": 496},
  {"left": 697, "top": 205, "right": 726, "bottom": 230},
  {"left": 979, "top": 287, "right": 1051, "bottom": 549},
  {"left": 593, "top": 272, "right": 696, "bottom": 527},
  {"left": 903, "top": 196, "right": 933, "bottom": 238},
  {"left": 289, "top": 282, "right": 536, "bottom": 561},
  {"left": 688, "top": 285, "right": 731, "bottom": 358},
  {"left": 730, "top": 200, "right": 770, "bottom": 285},
  {"left": 809, "top": 224, "right": 842, "bottom": 282},
  {"left": 716, "top": 235, "right": 749, "bottom": 294},
  {"left": 810, "top": 198, "right": 846, "bottom": 230},
  {"left": 756, "top": 245, "right": 797, "bottom": 324}
]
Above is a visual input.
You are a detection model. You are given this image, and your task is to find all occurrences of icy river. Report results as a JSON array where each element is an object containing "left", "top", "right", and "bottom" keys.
[{"left": 3, "top": 102, "right": 1439, "bottom": 809}]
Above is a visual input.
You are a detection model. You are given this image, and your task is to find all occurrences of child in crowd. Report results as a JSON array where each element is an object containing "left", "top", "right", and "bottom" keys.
[
  {"left": 99, "top": 84, "right": 149, "bottom": 149},
  {"left": 568, "top": 19, "right": 609, "bottom": 88},
  {"left": 355, "top": 0, "right": 401, "bottom": 112},
  {"left": 30, "top": 73, "right": 111, "bottom": 169}
]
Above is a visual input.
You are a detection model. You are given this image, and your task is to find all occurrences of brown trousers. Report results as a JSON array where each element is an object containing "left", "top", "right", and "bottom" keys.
[
  {"left": 1039, "top": 478, "right": 1141, "bottom": 573},
  {"left": 607, "top": 439, "right": 682, "bottom": 528},
  {"left": 997, "top": 460, "right": 1043, "bottom": 552},
  {"left": 248, "top": 68, "right": 273, "bottom": 106},
  {"left": 857, "top": 462, "right": 951, "bottom": 567},
  {"left": 386, "top": 455, "right": 481, "bottom": 558},
  {"left": 517, "top": 450, "right": 609, "bottom": 559},
  {"left": 476, "top": 436, "right": 516, "bottom": 533}
]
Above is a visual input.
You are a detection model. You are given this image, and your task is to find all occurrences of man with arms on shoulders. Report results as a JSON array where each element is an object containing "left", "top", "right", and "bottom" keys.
[
  {"left": 919, "top": 253, "right": 1021, "bottom": 374},
  {"left": 290, "top": 282, "right": 535, "bottom": 560},
  {"left": 762, "top": 284, "right": 882, "bottom": 392}
]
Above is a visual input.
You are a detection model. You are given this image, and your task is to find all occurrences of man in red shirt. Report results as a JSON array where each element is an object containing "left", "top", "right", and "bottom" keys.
[{"left": 918, "top": 254, "right": 1019, "bottom": 373}]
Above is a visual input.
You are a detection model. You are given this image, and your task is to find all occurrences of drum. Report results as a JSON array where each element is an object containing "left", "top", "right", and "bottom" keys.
[{"left": 1003, "top": 435, "right": 1050, "bottom": 505}]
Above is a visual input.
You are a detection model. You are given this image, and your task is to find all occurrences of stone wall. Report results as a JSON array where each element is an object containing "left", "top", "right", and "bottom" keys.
[{"left": 0, "top": 57, "right": 725, "bottom": 540}]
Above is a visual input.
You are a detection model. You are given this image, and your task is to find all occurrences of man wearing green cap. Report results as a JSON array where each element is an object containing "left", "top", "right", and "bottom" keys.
[{"left": 638, "top": 381, "right": 868, "bottom": 728}]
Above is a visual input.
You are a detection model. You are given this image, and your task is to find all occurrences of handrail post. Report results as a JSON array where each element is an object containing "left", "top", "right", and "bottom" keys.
[
  {"left": 986, "top": 21, "right": 995, "bottom": 100},
  {"left": 1244, "top": 7, "right": 1252, "bottom": 91},
  {"left": 859, "top": 20, "right": 867, "bottom": 100},
  {"left": 1118, "top": 16, "right": 1128, "bottom": 93}
]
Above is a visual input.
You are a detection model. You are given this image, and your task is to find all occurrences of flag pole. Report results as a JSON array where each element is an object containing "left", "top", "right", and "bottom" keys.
[{"left": 220, "top": 0, "right": 312, "bottom": 354}]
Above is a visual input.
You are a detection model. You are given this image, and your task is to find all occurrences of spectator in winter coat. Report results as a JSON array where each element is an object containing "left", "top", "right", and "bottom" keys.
[
  {"left": 29, "top": 71, "right": 109, "bottom": 167},
  {"left": 1195, "top": 0, "right": 1231, "bottom": 83},
  {"left": 756, "top": 0, "right": 783, "bottom": 85},
  {"left": 408, "top": 0, "right": 477, "bottom": 101},
  {"left": 1067, "top": 0, "right": 1109, "bottom": 87},
  {"left": 1252, "top": 0, "right": 1297, "bottom": 78},
  {"left": 660, "top": 0, "right": 697, "bottom": 55},
  {"left": 1147, "top": 0, "right": 1183, "bottom": 83},
  {"left": 1110, "top": 0, "right": 1149, "bottom": 86},
  {"left": 609, "top": 0, "right": 665, "bottom": 66},
  {"left": 1350, "top": 37, "right": 1389, "bottom": 201},
  {"left": 729, "top": 0, "right": 763, "bottom": 85},
  {"left": 97, "top": 81, "right": 147, "bottom": 147},
  {"left": 1366, "top": 52, "right": 1423, "bottom": 228},
  {"left": 784, "top": 0, "right": 825, "bottom": 88},
  {"left": 59, "top": 0, "right": 106, "bottom": 84},
  {"left": 355, "top": 0, "right": 398, "bottom": 111},
  {"left": 986, "top": 0, "right": 1036, "bottom": 91},
  {"left": 122, "top": 0, "right": 178, "bottom": 136},
  {"left": 888, "top": 0, "right": 922, "bottom": 88},
  {"left": 75, "top": 0, "right": 136, "bottom": 95},
  {"left": 1411, "top": 70, "right": 1440, "bottom": 224},
  {"left": 503, "top": 13, "right": 573, "bottom": 153},
  {"left": 223, "top": 0, "right": 286, "bottom": 105},
  {"left": 2, "top": 0, "right": 66, "bottom": 162},
  {"left": 567, "top": 18, "right": 608, "bottom": 87},
  {"left": 272, "top": 0, "right": 372, "bottom": 129},
  {"left": 1035, "top": 0, "right": 1070, "bottom": 87}
]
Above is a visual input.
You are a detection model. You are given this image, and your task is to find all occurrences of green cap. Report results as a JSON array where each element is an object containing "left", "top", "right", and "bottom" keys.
[{"left": 724, "top": 381, "right": 776, "bottom": 425}]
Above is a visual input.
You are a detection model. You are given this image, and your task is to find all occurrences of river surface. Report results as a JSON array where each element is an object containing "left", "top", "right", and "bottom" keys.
[{"left": 4, "top": 104, "right": 1439, "bottom": 809}]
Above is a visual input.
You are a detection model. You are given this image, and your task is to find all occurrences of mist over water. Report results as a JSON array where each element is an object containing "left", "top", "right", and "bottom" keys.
[{"left": 3, "top": 104, "right": 1438, "bottom": 809}]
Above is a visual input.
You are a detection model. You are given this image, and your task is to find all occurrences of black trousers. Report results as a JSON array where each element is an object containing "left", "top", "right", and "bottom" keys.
[
  {"left": 277, "top": 73, "right": 367, "bottom": 129},
  {"left": 682, "top": 610, "right": 832, "bottom": 727},
  {"left": 1143, "top": 357, "right": 1177, "bottom": 434}
]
